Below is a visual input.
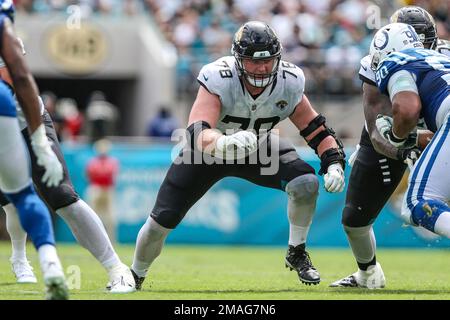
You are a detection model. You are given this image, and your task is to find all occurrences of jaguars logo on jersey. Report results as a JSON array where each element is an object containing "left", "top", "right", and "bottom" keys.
[{"left": 275, "top": 100, "right": 288, "bottom": 110}]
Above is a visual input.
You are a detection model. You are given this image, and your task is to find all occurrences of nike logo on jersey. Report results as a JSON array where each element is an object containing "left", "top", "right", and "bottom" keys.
[
  {"left": 361, "top": 65, "right": 368, "bottom": 71},
  {"left": 203, "top": 74, "right": 208, "bottom": 81}
]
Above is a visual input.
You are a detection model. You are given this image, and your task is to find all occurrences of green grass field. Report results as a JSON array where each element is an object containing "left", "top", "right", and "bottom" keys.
[{"left": 0, "top": 242, "right": 449, "bottom": 300}]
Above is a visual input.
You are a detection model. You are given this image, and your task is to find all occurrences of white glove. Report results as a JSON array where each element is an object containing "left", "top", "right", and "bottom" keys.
[
  {"left": 376, "top": 115, "right": 417, "bottom": 148},
  {"left": 324, "top": 163, "right": 345, "bottom": 193},
  {"left": 30, "top": 124, "right": 63, "bottom": 187},
  {"left": 348, "top": 144, "right": 360, "bottom": 167},
  {"left": 376, "top": 115, "right": 402, "bottom": 147},
  {"left": 215, "top": 130, "right": 258, "bottom": 160}
]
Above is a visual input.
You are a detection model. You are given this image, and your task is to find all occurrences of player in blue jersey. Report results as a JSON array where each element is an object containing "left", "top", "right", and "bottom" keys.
[
  {"left": 330, "top": 6, "right": 441, "bottom": 289},
  {"left": 0, "top": 40, "right": 136, "bottom": 294},
  {"left": 372, "top": 23, "right": 450, "bottom": 240},
  {"left": 0, "top": 0, "right": 68, "bottom": 299}
]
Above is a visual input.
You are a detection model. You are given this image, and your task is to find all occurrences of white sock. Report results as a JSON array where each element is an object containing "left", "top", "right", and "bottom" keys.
[
  {"left": 57, "top": 200, "right": 121, "bottom": 271},
  {"left": 4, "top": 203, "right": 27, "bottom": 261},
  {"left": 285, "top": 175, "right": 318, "bottom": 247},
  {"left": 132, "top": 216, "right": 170, "bottom": 278},
  {"left": 434, "top": 212, "right": 450, "bottom": 238},
  {"left": 288, "top": 224, "right": 309, "bottom": 247},
  {"left": 132, "top": 258, "right": 151, "bottom": 278},
  {"left": 38, "top": 244, "right": 63, "bottom": 278}
]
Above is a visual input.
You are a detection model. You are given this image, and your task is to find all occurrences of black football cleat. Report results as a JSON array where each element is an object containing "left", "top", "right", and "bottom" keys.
[
  {"left": 131, "top": 269, "right": 146, "bottom": 291},
  {"left": 285, "top": 244, "right": 320, "bottom": 285}
]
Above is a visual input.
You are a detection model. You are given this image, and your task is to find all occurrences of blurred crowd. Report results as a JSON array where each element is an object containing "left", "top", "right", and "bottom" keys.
[
  {"left": 13, "top": 0, "right": 143, "bottom": 16},
  {"left": 39, "top": 90, "right": 179, "bottom": 140},
  {"left": 144, "top": 0, "right": 450, "bottom": 97},
  {"left": 13, "top": 0, "right": 450, "bottom": 98},
  {"left": 41, "top": 90, "right": 119, "bottom": 142}
]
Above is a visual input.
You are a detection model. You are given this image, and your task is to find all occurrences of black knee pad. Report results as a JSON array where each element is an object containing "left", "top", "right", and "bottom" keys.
[
  {"left": 39, "top": 182, "right": 80, "bottom": 211},
  {"left": 342, "top": 204, "right": 375, "bottom": 228},
  {"left": 150, "top": 211, "right": 179, "bottom": 229}
]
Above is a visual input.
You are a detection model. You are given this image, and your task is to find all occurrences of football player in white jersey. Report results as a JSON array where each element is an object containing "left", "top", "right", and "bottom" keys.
[
  {"left": 330, "top": 6, "right": 449, "bottom": 289},
  {"left": 130, "top": 21, "right": 346, "bottom": 289},
  {"left": 0, "top": 41, "right": 136, "bottom": 293}
]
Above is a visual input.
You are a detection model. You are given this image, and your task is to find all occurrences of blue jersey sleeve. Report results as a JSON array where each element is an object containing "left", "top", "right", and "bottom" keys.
[
  {"left": 375, "top": 60, "right": 397, "bottom": 95},
  {"left": 375, "top": 50, "right": 420, "bottom": 96},
  {"left": 374, "top": 48, "right": 450, "bottom": 132}
]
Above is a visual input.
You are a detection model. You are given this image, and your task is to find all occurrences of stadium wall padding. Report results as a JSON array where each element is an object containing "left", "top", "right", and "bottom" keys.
[{"left": 57, "top": 143, "right": 450, "bottom": 248}]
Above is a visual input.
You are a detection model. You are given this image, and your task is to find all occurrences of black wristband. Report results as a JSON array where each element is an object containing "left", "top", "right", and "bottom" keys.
[
  {"left": 388, "top": 128, "right": 406, "bottom": 144},
  {"left": 319, "top": 148, "right": 346, "bottom": 175},
  {"left": 186, "top": 121, "right": 211, "bottom": 151}
]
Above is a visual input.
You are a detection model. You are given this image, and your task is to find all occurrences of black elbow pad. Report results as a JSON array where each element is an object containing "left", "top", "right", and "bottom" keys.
[
  {"left": 186, "top": 121, "right": 211, "bottom": 151},
  {"left": 300, "top": 114, "right": 344, "bottom": 157}
]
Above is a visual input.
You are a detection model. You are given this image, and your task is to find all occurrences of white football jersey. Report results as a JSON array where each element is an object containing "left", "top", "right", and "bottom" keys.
[
  {"left": 358, "top": 55, "right": 376, "bottom": 85},
  {"left": 359, "top": 38, "right": 450, "bottom": 86},
  {"left": 197, "top": 56, "right": 305, "bottom": 134}
]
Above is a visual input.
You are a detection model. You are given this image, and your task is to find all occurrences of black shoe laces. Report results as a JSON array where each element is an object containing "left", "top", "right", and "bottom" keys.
[{"left": 287, "top": 246, "right": 315, "bottom": 271}]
